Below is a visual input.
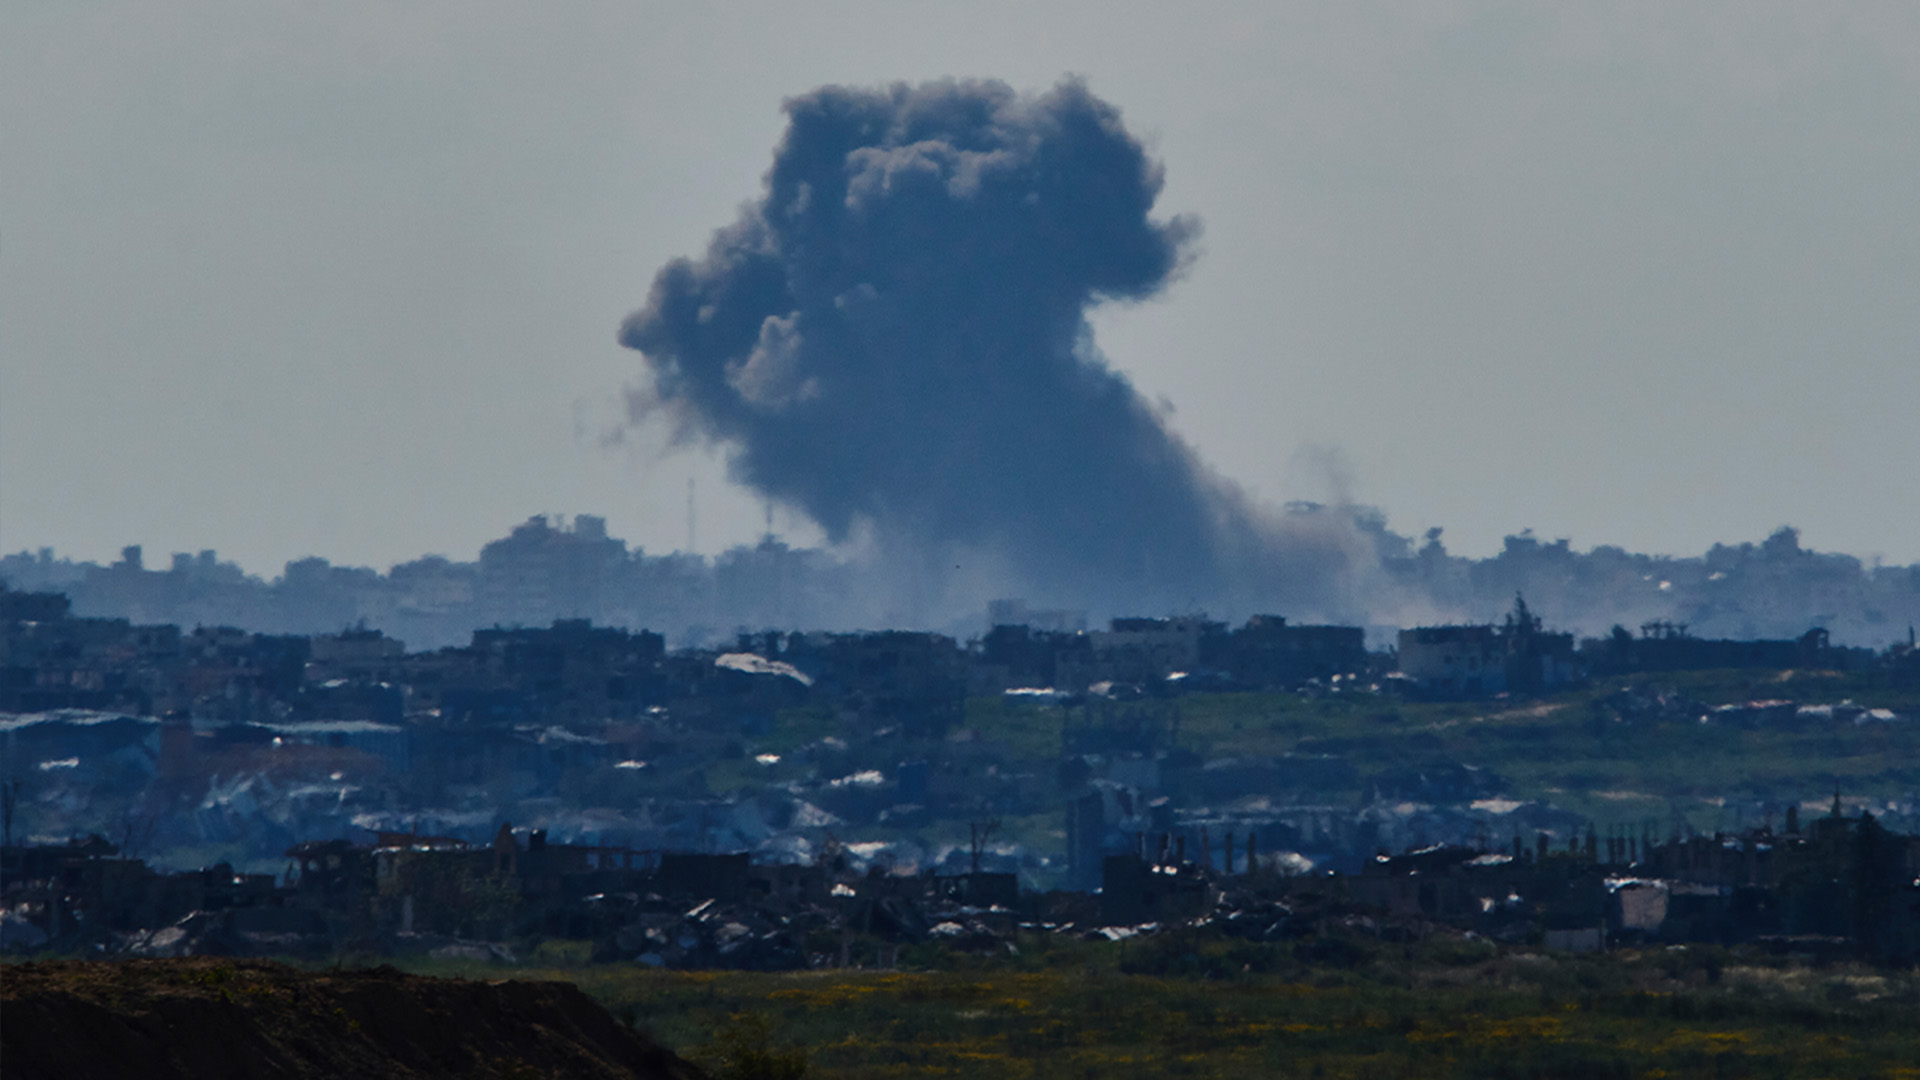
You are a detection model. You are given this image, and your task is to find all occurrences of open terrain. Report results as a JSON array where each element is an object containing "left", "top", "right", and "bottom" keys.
[
  {"left": 412, "top": 938, "right": 1920, "bottom": 1080},
  {"left": 0, "top": 958, "right": 705, "bottom": 1080}
]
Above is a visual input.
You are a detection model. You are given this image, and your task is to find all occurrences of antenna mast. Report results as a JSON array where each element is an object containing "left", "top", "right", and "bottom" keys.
[{"left": 686, "top": 476, "right": 696, "bottom": 555}]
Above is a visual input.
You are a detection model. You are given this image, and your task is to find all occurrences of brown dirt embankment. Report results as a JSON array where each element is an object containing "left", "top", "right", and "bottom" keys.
[{"left": 0, "top": 958, "right": 708, "bottom": 1080}]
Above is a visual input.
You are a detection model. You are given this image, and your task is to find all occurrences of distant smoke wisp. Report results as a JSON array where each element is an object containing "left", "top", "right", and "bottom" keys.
[{"left": 621, "top": 79, "right": 1361, "bottom": 616}]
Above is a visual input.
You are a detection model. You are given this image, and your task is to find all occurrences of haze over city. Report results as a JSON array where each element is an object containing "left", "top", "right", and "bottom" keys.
[
  {"left": 4, "top": 2, "right": 1917, "bottom": 586},
  {"left": 9, "top": 9, "right": 1920, "bottom": 1073}
]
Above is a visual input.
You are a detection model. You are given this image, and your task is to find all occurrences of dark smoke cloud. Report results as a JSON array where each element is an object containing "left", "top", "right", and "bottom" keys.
[{"left": 621, "top": 79, "right": 1362, "bottom": 617}]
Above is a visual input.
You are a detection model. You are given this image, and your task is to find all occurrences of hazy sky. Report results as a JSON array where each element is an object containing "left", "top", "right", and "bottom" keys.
[{"left": 3, "top": 2, "right": 1916, "bottom": 576}]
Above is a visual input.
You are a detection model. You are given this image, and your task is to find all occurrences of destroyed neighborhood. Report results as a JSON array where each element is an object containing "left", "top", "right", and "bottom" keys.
[{"left": 4, "top": 570, "right": 1920, "bottom": 969}]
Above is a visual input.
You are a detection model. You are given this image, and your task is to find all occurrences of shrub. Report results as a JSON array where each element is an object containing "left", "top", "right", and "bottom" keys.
[{"left": 698, "top": 1011, "right": 808, "bottom": 1080}]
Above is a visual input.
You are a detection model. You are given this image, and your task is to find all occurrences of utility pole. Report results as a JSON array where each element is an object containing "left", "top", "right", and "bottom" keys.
[
  {"left": 686, "top": 476, "right": 697, "bottom": 555},
  {"left": 2, "top": 778, "right": 19, "bottom": 847}
]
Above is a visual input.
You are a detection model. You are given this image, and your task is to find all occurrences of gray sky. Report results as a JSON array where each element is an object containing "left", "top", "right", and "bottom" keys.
[{"left": 3, "top": 1, "right": 1916, "bottom": 575}]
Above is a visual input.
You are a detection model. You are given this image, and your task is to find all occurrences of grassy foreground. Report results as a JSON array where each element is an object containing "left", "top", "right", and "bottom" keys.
[{"left": 399, "top": 936, "right": 1920, "bottom": 1079}]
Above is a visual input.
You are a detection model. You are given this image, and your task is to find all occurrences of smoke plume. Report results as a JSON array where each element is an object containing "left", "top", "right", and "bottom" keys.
[{"left": 621, "top": 79, "right": 1365, "bottom": 618}]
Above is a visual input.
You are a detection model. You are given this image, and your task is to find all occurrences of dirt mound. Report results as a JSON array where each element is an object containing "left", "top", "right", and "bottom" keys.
[{"left": 0, "top": 958, "right": 707, "bottom": 1080}]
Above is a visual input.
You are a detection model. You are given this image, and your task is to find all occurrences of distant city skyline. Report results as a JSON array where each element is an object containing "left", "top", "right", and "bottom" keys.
[
  {"left": 7, "top": 509, "right": 1914, "bottom": 652},
  {"left": 4, "top": 2, "right": 1917, "bottom": 575}
]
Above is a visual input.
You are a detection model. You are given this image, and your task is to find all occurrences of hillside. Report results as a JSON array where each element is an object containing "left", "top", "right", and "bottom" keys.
[{"left": 0, "top": 958, "right": 707, "bottom": 1080}]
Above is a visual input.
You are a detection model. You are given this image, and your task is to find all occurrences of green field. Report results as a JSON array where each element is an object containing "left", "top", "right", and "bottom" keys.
[
  {"left": 960, "top": 668, "right": 1920, "bottom": 837},
  {"left": 404, "top": 935, "right": 1920, "bottom": 1079}
]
